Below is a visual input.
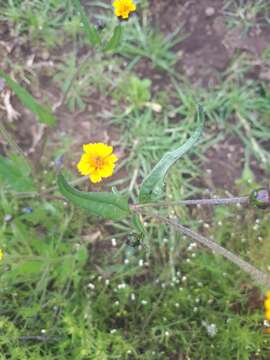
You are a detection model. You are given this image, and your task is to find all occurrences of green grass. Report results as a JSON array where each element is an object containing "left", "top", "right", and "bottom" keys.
[
  {"left": 0, "top": 0, "right": 270, "bottom": 358},
  {"left": 223, "top": 0, "right": 270, "bottom": 34}
]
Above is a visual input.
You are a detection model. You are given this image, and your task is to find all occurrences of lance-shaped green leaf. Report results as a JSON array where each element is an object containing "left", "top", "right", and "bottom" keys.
[
  {"left": 74, "top": 0, "right": 101, "bottom": 46},
  {"left": 104, "top": 24, "right": 123, "bottom": 52},
  {"left": 58, "top": 173, "right": 130, "bottom": 221},
  {"left": 0, "top": 69, "right": 56, "bottom": 126},
  {"left": 139, "top": 106, "right": 204, "bottom": 203}
]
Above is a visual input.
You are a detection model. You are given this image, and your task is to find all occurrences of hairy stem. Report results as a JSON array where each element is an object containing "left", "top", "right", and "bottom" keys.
[
  {"left": 144, "top": 212, "right": 270, "bottom": 288},
  {"left": 133, "top": 196, "right": 249, "bottom": 209}
]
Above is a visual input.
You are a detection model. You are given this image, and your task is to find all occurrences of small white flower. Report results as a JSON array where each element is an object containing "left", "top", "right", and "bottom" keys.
[
  {"left": 141, "top": 300, "right": 148, "bottom": 305},
  {"left": 87, "top": 283, "right": 95, "bottom": 290},
  {"left": 131, "top": 293, "right": 136, "bottom": 301},
  {"left": 118, "top": 283, "right": 126, "bottom": 289},
  {"left": 111, "top": 238, "right": 117, "bottom": 247},
  {"left": 202, "top": 322, "right": 217, "bottom": 337},
  {"left": 110, "top": 329, "right": 117, "bottom": 334},
  {"left": 138, "top": 259, "right": 144, "bottom": 267}
]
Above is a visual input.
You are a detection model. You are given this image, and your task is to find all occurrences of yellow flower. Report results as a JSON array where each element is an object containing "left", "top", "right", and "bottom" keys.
[
  {"left": 0, "top": 249, "right": 3, "bottom": 261},
  {"left": 113, "top": 0, "right": 136, "bottom": 20},
  {"left": 265, "top": 299, "right": 270, "bottom": 311},
  {"left": 77, "top": 143, "right": 118, "bottom": 183},
  {"left": 266, "top": 290, "right": 270, "bottom": 299}
]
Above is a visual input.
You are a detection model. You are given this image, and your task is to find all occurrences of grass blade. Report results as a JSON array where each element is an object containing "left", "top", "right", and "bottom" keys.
[
  {"left": 74, "top": 0, "right": 101, "bottom": 46},
  {"left": 0, "top": 69, "right": 56, "bottom": 126}
]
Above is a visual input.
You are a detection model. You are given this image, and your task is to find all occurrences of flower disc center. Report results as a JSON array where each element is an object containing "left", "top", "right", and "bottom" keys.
[{"left": 94, "top": 156, "right": 105, "bottom": 169}]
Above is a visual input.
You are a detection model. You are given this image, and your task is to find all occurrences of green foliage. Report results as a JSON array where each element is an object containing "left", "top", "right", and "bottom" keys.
[
  {"left": 104, "top": 24, "right": 123, "bottom": 52},
  {"left": 0, "top": 0, "right": 71, "bottom": 47},
  {"left": 114, "top": 75, "right": 152, "bottom": 110},
  {"left": 58, "top": 172, "right": 130, "bottom": 221},
  {"left": 121, "top": 19, "right": 185, "bottom": 71},
  {"left": 0, "top": 69, "right": 56, "bottom": 126},
  {"left": 139, "top": 106, "right": 204, "bottom": 203},
  {"left": 74, "top": 0, "right": 101, "bottom": 46},
  {"left": 0, "top": 155, "right": 35, "bottom": 192}
]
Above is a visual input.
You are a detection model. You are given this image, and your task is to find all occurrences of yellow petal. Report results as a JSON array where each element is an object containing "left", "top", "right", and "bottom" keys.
[
  {"left": 99, "top": 164, "right": 114, "bottom": 178},
  {"left": 77, "top": 154, "right": 92, "bottom": 175},
  {"left": 107, "top": 154, "right": 118, "bottom": 164},
  {"left": 89, "top": 171, "right": 102, "bottom": 183},
  {"left": 83, "top": 143, "right": 98, "bottom": 155},
  {"left": 266, "top": 290, "right": 270, "bottom": 299},
  {"left": 265, "top": 299, "right": 270, "bottom": 311},
  {"left": 93, "top": 143, "right": 111, "bottom": 157}
]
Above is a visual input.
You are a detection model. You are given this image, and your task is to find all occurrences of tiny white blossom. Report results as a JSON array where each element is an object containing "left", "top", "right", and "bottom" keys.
[
  {"left": 138, "top": 259, "right": 144, "bottom": 267},
  {"left": 87, "top": 283, "right": 95, "bottom": 290}
]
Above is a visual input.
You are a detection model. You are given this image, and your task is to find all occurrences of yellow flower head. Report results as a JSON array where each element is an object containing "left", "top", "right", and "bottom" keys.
[
  {"left": 77, "top": 143, "right": 118, "bottom": 183},
  {"left": 113, "top": 0, "right": 136, "bottom": 20},
  {"left": 0, "top": 249, "right": 3, "bottom": 261}
]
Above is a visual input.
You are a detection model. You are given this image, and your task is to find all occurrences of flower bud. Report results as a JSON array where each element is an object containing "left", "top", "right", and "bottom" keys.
[{"left": 250, "top": 188, "right": 270, "bottom": 209}]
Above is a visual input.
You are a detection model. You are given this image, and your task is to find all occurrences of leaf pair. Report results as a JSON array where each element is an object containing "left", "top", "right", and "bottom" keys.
[{"left": 58, "top": 106, "right": 204, "bottom": 221}]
